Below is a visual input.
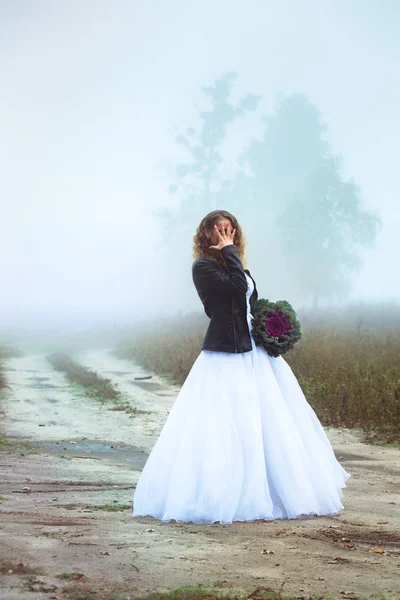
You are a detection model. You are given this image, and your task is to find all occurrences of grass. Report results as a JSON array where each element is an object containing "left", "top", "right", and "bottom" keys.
[
  {"left": 21, "top": 574, "right": 58, "bottom": 593},
  {"left": 56, "top": 572, "right": 86, "bottom": 581},
  {"left": 47, "top": 353, "right": 123, "bottom": 401},
  {"left": 113, "top": 301, "right": 400, "bottom": 445},
  {"left": 366, "top": 440, "right": 399, "bottom": 448},
  {"left": 136, "top": 587, "right": 272, "bottom": 600},
  {"left": 287, "top": 324, "right": 400, "bottom": 443},
  {"left": 108, "top": 402, "right": 149, "bottom": 415},
  {"left": 58, "top": 583, "right": 378, "bottom": 600},
  {"left": 0, "top": 368, "right": 5, "bottom": 391},
  {"left": 0, "top": 560, "right": 43, "bottom": 575},
  {"left": 41, "top": 531, "right": 65, "bottom": 539},
  {"left": 0, "top": 344, "right": 23, "bottom": 360},
  {"left": 92, "top": 503, "right": 132, "bottom": 511},
  {"left": 0, "top": 434, "right": 37, "bottom": 454},
  {"left": 63, "top": 503, "right": 132, "bottom": 512},
  {"left": 0, "top": 347, "right": 7, "bottom": 395},
  {"left": 0, "top": 346, "right": 37, "bottom": 455},
  {"left": 60, "top": 585, "right": 126, "bottom": 600},
  {"left": 113, "top": 311, "right": 206, "bottom": 386},
  {"left": 46, "top": 353, "right": 147, "bottom": 415}
]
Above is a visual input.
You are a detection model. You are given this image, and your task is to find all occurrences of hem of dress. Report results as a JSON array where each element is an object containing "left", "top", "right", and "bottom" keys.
[
  {"left": 132, "top": 474, "right": 351, "bottom": 525},
  {"left": 132, "top": 505, "right": 347, "bottom": 525}
]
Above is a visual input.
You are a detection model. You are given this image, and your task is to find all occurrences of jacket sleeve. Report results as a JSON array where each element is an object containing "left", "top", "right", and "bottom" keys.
[{"left": 192, "top": 244, "right": 248, "bottom": 296}]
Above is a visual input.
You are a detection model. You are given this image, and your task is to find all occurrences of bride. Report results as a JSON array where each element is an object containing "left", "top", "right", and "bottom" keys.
[{"left": 132, "top": 210, "right": 350, "bottom": 524}]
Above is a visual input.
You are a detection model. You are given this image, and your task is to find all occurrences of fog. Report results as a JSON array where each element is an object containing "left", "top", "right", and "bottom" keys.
[{"left": 1, "top": 0, "right": 399, "bottom": 338}]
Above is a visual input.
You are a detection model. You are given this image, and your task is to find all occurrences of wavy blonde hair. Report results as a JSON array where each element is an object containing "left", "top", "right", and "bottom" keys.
[{"left": 192, "top": 210, "right": 247, "bottom": 269}]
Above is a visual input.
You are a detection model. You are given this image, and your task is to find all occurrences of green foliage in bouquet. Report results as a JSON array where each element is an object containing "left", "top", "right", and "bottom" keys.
[{"left": 251, "top": 299, "right": 302, "bottom": 357}]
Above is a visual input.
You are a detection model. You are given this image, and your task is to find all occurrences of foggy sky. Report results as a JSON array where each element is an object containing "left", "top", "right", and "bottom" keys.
[{"left": 1, "top": 0, "right": 399, "bottom": 329}]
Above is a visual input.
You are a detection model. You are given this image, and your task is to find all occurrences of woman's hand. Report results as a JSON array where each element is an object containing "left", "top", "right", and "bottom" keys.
[{"left": 208, "top": 224, "right": 236, "bottom": 251}]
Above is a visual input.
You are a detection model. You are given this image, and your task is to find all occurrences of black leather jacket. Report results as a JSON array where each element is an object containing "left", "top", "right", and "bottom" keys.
[{"left": 192, "top": 244, "right": 258, "bottom": 353}]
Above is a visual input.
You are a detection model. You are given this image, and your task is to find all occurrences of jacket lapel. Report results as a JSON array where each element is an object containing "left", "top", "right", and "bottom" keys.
[
  {"left": 244, "top": 269, "right": 258, "bottom": 311},
  {"left": 219, "top": 263, "right": 258, "bottom": 304}
]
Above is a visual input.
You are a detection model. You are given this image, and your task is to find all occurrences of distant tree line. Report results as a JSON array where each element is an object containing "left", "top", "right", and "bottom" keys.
[{"left": 154, "top": 72, "right": 381, "bottom": 308}]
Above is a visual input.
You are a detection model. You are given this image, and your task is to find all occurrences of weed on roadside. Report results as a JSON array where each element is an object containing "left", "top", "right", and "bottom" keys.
[
  {"left": 56, "top": 581, "right": 381, "bottom": 600},
  {"left": 135, "top": 586, "right": 384, "bottom": 600},
  {"left": 46, "top": 353, "right": 144, "bottom": 415},
  {"left": 109, "top": 402, "right": 151, "bottom": 415},
  {"left": 56, "top": 572, "right": 86, "bottom": 581},
  {"left": 60, "top": 584, "right": 126, "bottom": 600},
  {"left": 0, "top": 560, "right": 43, "bottom": 575},
  {"left": 93, "top": 503, "right": 132, "bottom": 512},
  {"left": 47, "top": 353, "right": 123, "bottom": 402},
  {"left": 0, "top": 434, "right": 37, "bottom": 454},
  {"left": 21, "top": 574, "right": 58, "bottom": 593}
]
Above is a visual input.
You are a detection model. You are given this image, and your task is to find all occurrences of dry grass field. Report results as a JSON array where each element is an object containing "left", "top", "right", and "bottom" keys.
[{"left": 114, "top": 302, "right": 400, "bottom": 444}]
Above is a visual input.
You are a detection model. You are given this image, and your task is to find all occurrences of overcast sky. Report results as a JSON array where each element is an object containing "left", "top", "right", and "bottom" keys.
[{"left": 1, "top": 0, "right": 399, "bottom": 329}]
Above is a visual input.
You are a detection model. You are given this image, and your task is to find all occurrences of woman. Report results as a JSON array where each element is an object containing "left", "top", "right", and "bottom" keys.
[{"left": 132, "top": 210, "right": 350, "bottom": 524}]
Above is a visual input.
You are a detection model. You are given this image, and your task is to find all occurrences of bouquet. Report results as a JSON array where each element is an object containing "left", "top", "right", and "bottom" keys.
[{"left": 250, "top": 299, "right": 301, "bottom": 357}]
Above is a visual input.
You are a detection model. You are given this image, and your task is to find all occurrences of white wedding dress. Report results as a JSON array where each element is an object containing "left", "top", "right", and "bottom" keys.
[{"left": 132, "top": 273, "right": 350, "bottom": 524}]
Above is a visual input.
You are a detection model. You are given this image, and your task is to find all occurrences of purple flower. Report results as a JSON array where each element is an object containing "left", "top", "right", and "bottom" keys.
[
  {"left": 251, "top": 298, "right": 301, "bottom": 356},
  {"left": 265, "top": 309, "right": 292, "bottom": 337}
]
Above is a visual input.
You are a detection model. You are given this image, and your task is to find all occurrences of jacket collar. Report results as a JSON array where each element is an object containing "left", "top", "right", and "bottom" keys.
[{"left": 204, "top": 257, "right": 255, "bottom": 286}]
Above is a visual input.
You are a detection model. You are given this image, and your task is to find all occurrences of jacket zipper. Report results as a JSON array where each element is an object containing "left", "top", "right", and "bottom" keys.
[{"left": 232, "top": 296, "right": 238, "bottom": 352}]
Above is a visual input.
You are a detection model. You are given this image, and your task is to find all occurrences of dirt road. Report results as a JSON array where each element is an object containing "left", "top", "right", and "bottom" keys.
[{"left": 1, "top": 350, "right": 399, "bottom": 599}]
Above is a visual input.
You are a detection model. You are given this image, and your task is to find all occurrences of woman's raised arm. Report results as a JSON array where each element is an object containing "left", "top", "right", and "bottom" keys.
[{"left": 192, "top": 244, "right": 248, "bottom": 296}]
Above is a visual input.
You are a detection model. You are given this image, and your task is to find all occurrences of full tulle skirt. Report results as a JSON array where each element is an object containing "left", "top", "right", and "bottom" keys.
[{"left": 132, "top": 323, "right": 350, "bottom": 524}]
